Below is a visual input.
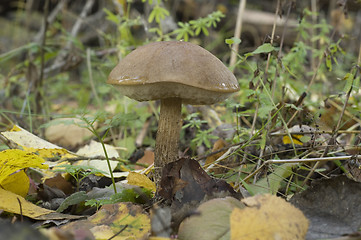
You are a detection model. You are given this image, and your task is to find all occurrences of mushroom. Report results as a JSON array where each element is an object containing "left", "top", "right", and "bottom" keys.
[{"left": 107, "top": 41, "right": 239, "bottom": 184}]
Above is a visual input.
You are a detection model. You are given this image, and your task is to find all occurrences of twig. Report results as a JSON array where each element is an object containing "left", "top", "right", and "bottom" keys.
[
  {"left": 264, "top": 0, "right": 281, "bottom": 73},
  {"left": 135, "top": 117, "right": 152, "bottom": 147},
  {"left": 286, "top": 92, "right": 307, "bottom": 127},
  {"left": 229, "top": 0, "right": 247, "bottom": 70},
  {"left": 255, "top": 0, "right": 293, "bottom": 179},
  {"left": 17, "top": 198, "right": 23, "bottom": 222},
  {"left": 86, "top": 48, "right": 101, "bottom": 106},
  {"left": 109, "top": 224, "right": 128, "bottom": 240},
  {"left": 327, "top": 98, "right": 361, "bottom": 125},
  {"left": 358, "top": 39, "right": 361, "bottom": 66},
  {"left": 35, "top": 0, "right": 49, "bottom": 114},
  {"left": 54, "top": 0, "right": 95, "bottom": 64},
  {"left": 310, "top": 0, "right": 317, "bottom": 71},
  {"left": 243, "top": 154, "right": 361, "bottom": 182},
  {"left": 205, "top": 146, "right": 239, "bottom": 172},
  {"left": 270, "top": 130, "right": 360, "bottom": 136},
  {"left": 34, "top": 0, "right": 68, "bottom": 43},
  {"left": 307, "top": 28, "right": 337, "bottom": 91}
]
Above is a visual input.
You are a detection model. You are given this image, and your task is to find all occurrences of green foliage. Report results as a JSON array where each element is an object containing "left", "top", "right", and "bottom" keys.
[
  {"left": 57, "top": 191, "right": 88, "bottom": 213},
  {"left": 85, "top": 188, "right": 152, "bottom": 210},
  {"left": 53, "top": 164, "right": 107, "bottom": 191},
  {"left": 172, "top": 11, "right": 225, "bottom": 41},
  {"left": 172, "top": 22, "right": 194, "bottom": 41},
  {"left": 148, "top": 5, "right": 170, "bottom": 24},
  {"left": 342, "top": 66, "right": 360, "bottom": 93},
  {"left": 183, "top": 113, "right": 208, "bottom": 129},
  {"left": 192, "top": 128, "right": 218, "bottom": 149},
  {"left": 183, "top": 113, "right": 218, "bottom": 149}
]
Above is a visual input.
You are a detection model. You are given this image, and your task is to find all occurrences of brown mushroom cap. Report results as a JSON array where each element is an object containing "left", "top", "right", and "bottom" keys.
[{"left": 107, "top": 41, "right": 239, "bottom": 104}]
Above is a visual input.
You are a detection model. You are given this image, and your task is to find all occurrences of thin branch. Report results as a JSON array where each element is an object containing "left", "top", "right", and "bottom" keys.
[
  {"left": 35, "top": 0, "right": 49, "bottom": 114},
  {"left": 244, "top": 154, "right": 361, "bottom": 182},
  {"left": 229, "top": 0, "right": 247, "bottom": 70}
]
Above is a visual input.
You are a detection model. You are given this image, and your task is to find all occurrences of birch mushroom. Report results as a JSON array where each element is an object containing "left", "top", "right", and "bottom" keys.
[{"left": 107, "top": 41, "right": 239, "bottom": 183}]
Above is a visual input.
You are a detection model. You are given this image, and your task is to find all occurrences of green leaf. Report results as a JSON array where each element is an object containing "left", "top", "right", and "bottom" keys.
[
  {"left": 299, "top": 135, "right": 311, "bottom": 143},
  {"left": 57, "top": 191, "right": 88, "bottom": 213},
  {"left": 325, "top": 54, "right": 332, "bottom": 71},
  {"left": 148, "top": 5, "right": 169, "bottom": 23},
  {"left": 260, "top": 130, "right": 267, "bottom": 150},
  {"left": 251, "top": 163, "right": 295, "bottom": 194},
  {"left": 103, "top": 8, "right": 120, "bottom": 25},
  {"left": 251, "top": 43, "right": 275, "bottom": 55},
  {"left": 148, "top": 9, "right": 156, "bottom": 23},
  {"left": 343, "top": 72, "right": 354, "bottom": 93},
  {"left": 225, "top": 37, "right": 241, "bottom": 46},
  {"left": 354, "top": 76, "right": 360, "bottom": 91},
  {"left": 172, "top": 22, "right": 194, "bottom": 41}
]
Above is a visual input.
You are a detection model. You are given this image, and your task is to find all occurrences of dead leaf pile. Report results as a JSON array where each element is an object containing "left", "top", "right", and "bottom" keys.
[{"left": 178, "top": 194, "right": 309, "bottom": 240}]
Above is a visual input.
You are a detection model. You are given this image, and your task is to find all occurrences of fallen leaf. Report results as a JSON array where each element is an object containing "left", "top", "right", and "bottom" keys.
[
  {"left": 291, "top": 175, "right": 361, "bottom": 239},
  {"left": 178, "top": 197, "right": 245, "bottom": 240},
  {"left": 1, "top": 125, "right": 73, "bottom": 159},
  {"left": 150, "top": 206, "right": 172, "bottom": 238},
  {"left": 0, "top": 149, "right": 48, "bottom": 195},
  {"left": 44, "top": 173, "right": 73, "bottom": 195},
  {"left": 127, "top": 172, "right": 156, "bottom": 192},
  {"left": 230, "top": 194, "right": 309, "bottom": 240},
  {"left": 59, "top": 202, "right": 150, "bottom": 240},
  {"left": 283, "top": 134, "right": 304, "bottom": 145},
  {"left": 76, "top": 140, "right": 127, "bottom": 178},
  {"left": 178, "top": 194, "right": 308, "bottom": 240},
  {"left": 205, "top": 138, "right": 228, "bottom": 174},
  {"left": 1, "top": 170, "right": 29, "bottom": 197},
  {"left": 44, "top": 118, "right": 94, "bottom": 148},
  {"left": 0, "top": 188, "right": 82, "bottom": 220},
  {"left": 251, "top": 163, "right": 295, "bottom": 194},
  {"left": 158, "top": 158, "right": 240, "bottom": 203},
  {"left": 134, "top": 150, "right": 154, "bottom": 170},
  {"left": 0, "top": 221, "right": 49, "bottom": 240},
  {"left": 2, "top": 125, "right": 62, "bottom": 149}
]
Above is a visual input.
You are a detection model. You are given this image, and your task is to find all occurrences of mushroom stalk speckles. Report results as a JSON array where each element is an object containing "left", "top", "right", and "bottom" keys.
[{"left": 154, "top": 98, "right": 182, "bottom": 182}]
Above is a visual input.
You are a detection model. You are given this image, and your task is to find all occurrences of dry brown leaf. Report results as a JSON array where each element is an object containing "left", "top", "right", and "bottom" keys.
[
  {"left": 45, "top": 118, "right": 95, "bottom": 148},
  {"left": 230, "top": 194, "right": 309, "bottom": 240},
  {"left": 205, "top": 138, "right": 228, "bottom": 174},
  {"left": 134, "top": 150, "right": 154, "bottom": 170}
]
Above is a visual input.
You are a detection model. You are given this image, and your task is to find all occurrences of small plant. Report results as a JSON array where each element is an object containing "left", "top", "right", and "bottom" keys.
[
  {"left": 53, "top": 164, "right": 107, "bottom": 191},
  {"left": 172, "top": 11, "right": 225, "bottom": 41},
  {"left": 85, "top": 188, "right": 152, "bottom": 210},
  {"left": 183, "top": 113, "right": 218, "bottom": 150}
]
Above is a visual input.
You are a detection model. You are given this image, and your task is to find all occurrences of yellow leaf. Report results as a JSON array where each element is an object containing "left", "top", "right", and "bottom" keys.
[
  {"left": 2, "top": 125, "right": 63, "bottom": 150},
  {"left": 230, "top": 194, "right": 309, "bottom": 240},
  {"left": 0, "top": 149, "right": 48, "bottom": 185},
  {"left": 60, "top": 202, "right": 150, "bottom": 240},
  {"left": 23, "top": 147, "right": 69, "bottom": 159},
  {"left": 283, "top": 135, "right": 303, "bottom": 145},
  {"left": 10, "top": 125, "right": 22, "bottom": 132},
  {"left": 90, "top": 203, "right": 150, "bottom": 240},
  {"left": 127, "top": 172, "right": 156, "bottom": 192},
  {"left": 0, "top": 188, "right": 54, "bottom": 218},
  {"left": 1, "top": 170, "right": 29, "bottom": 197},
  {"left": 149, "top": 237, "right": 172, "bottom": 240},
  {"left": 2, "top": 125, "right": 72, "bottom": 159}
]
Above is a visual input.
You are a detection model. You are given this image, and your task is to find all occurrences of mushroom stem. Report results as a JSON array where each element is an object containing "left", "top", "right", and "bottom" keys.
[{"left": 154, "top": 98, "right": 182, "bottom": 182}]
